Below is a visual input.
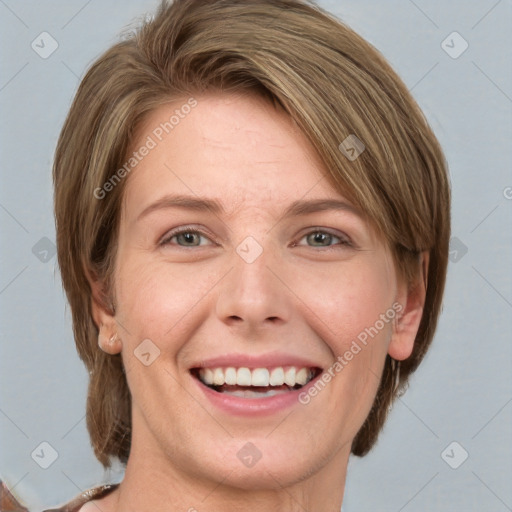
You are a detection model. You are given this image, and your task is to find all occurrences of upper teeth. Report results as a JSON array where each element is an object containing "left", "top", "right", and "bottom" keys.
[{"left": 198, "top": 366, "right": 315, "bottom": 387}]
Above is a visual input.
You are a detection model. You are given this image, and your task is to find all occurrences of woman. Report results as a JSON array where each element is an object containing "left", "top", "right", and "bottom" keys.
[{"left": 5, "top": 0, "right": 450, "bottom": 510}]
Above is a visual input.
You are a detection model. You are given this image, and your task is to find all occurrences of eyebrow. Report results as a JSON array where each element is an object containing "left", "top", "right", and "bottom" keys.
[{"left": 136, "top": 194, "right": 361, "bottom": 222}]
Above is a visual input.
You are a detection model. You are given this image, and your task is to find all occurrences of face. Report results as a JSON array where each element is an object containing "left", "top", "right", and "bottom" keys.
[{"left": 94, "top": 92, "right": 418, "bottom": 492}]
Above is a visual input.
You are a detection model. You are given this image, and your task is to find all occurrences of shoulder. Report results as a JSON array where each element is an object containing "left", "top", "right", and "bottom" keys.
[
  {"left": 1, "top": 480, "right": 28, "bottom": 511},
  {"left": 43, "top": 484, "right": 119, "bottom": 512},
  {"left": 0, "top": 480, "right": 119, "bottom": 512}
]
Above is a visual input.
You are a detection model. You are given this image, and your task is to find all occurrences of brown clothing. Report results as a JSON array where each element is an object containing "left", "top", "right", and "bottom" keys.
[{"left": 0, "top": 480, "right": 118, "bottom": 512}]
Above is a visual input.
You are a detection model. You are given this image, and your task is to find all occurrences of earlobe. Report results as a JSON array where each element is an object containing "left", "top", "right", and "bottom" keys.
[
  {"left": 388, "top": 251, "right": 429, "bottom": 361},
  {"left": 98, "top": 330, "right": 122, "bottom": 354}
]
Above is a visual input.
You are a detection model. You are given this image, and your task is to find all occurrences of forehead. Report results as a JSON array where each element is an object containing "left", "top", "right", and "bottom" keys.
[{"left": 121, "top": 92, "right": 353, "bottom": 221}]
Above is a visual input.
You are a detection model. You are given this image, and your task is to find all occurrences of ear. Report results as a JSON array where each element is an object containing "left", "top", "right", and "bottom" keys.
[
  {"left": 86, "top": 266, "right": 122, "bottom": 355},
  {"left": 388, "top": 251, "right": 429, "bottom": 361}
]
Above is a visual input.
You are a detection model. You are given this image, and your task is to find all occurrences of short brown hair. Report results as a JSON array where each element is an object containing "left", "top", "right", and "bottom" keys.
[{"left": 53, "top": 0, "right": 450, "bottom": 467}]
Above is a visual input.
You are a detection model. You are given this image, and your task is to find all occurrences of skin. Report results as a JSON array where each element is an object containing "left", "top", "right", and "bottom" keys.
[{"left": 87, "top": 92, "right": 427, "bottom": 512}]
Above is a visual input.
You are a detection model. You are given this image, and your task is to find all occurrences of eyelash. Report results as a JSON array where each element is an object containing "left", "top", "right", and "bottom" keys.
[{"left": 159, "top": 226, "right": 352, "bottom": 250}]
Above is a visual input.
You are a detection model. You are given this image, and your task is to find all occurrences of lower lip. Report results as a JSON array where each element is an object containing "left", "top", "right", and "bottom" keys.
[{"left": 192, "top": 372, "right": 321, "bottom": 417}]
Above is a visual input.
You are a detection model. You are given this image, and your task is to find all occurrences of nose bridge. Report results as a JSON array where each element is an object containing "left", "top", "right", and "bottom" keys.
[{"left": 215, "top": 235, "right": 290, "bottom": 327}]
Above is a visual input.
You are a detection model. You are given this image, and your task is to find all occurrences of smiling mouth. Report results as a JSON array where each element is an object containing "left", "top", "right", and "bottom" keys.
[{"left": 191, "top": 366, "right": 322, "bottom": 398}]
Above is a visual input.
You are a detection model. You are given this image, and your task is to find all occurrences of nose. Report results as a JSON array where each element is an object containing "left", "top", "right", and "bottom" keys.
[{"left": 215, "top": 239, "right": 291, "bottom": 333}]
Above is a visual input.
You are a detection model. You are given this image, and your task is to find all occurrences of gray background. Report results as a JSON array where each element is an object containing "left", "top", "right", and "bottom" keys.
[{"left": 1, "top": 1, "right": 511, "bottom": 510}]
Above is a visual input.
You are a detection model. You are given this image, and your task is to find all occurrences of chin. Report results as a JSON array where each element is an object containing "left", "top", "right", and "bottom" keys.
[{"left": 183, "top": 434, "right": 339, "bottom": 492}]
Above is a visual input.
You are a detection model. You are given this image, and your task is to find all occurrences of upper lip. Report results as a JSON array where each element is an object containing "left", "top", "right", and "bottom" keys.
[{"left": 189, "top": 352, "right": 324, "bottom": 370}]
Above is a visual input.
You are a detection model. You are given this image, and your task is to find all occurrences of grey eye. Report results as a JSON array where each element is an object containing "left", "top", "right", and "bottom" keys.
[
  {"left": 306, "top": 231, "right": 340, "bottom": 247},
  {"left": 175, "top": 232, "right": 202, "bottom": 246}
]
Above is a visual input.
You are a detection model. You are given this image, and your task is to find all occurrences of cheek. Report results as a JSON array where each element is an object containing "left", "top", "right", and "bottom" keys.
[
  {"left": 296, "top": 255, "right": 397, "bottom": 351},
  {"left": 294, "top": 255, "right": 396, "bottom": 412},
  {"left": 284, "top": 256, "right": 397, "bottom": 446},
  {"left": 114, "top": 254, "right": 217, "bottom": 346}
]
